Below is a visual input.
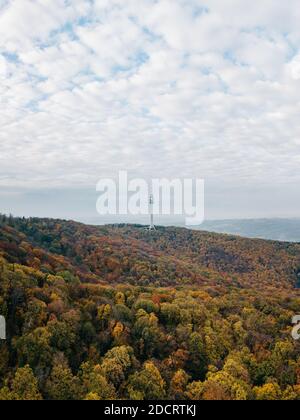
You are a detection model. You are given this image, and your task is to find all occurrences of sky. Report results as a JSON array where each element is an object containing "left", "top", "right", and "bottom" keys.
[{"left": 0, "top": 0, "right": 300, "bottom": 223}]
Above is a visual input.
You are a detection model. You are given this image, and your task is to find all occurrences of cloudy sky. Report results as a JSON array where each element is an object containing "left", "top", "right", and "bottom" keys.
[{"left": 0, "top": 0, "right": 300, "bottom": 222}]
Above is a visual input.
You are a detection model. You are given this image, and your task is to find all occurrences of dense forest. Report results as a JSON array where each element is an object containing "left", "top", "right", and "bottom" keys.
[{"left": 0, "top": 215, "right": 300, "bottom": 400}]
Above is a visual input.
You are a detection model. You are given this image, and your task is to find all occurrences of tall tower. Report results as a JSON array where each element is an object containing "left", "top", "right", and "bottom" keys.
[{"left": 148, "top": 193, "right": 156, "bottom": 231}]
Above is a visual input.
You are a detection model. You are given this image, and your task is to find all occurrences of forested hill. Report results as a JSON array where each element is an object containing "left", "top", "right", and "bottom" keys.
[
  {"left": 0, "top": 215, "right": 300, "bottom": 290},
  {"left": 1, "top": 215, "right": 300, "bottom": 400}
]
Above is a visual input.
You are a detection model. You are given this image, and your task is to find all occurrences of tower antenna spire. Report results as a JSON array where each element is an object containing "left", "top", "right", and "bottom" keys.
[{"left": 147, "top": 188, "right": 156, "bottom": 231}]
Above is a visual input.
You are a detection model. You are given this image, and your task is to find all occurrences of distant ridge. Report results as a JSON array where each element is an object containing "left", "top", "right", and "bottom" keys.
[{"left": 194, "top": 218, "right": 300, "bottom": 242}]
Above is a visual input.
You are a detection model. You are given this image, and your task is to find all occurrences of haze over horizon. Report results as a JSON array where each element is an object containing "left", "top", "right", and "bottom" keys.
[{"left": 1, "top": 0, "right": 300, "bottom": 220}]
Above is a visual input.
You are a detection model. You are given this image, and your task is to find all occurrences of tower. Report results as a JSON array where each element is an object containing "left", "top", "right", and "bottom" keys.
[{"left": 148, "top": 193, "right": 156, "bottom": 231}]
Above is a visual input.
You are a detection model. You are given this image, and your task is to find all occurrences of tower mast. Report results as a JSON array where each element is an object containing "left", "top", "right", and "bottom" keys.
[{"left": 148, "top": 190, "right": 156, "bottom": 231}]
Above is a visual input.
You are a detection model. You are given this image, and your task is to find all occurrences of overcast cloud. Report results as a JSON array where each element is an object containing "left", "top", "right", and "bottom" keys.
[{"left": 0, "top": 0, "right": 300, "bottom": 221}]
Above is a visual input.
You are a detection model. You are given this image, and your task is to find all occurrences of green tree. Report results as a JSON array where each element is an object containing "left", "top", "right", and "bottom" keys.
[
  {"left": 16, "top": 327, "right": 53, "bottom": 373},
  {"left": 80, "top": 362, "right": 116, "bottom": 400},
  {"left": 102, "top": 345, "right": 136, "bottom": 388},
  {"left": 45, "top": 357, "right": 80, "bottom": 400},
  {"left": 188, "top": 332, "right": 207, "bottom": 380},
  {"left": 0, "top": 365, "right": 42, "bottom": 400},
  {"left": 127, "top": 362, "right": 166, "bottom": 400}
]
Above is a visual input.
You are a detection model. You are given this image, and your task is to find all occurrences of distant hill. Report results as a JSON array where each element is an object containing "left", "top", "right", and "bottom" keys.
[{"left": 195, "top": 219, "right": 300, "bottom": 242}]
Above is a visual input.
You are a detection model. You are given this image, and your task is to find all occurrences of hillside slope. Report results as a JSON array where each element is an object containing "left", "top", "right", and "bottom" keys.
[
  {"left": 0, "top": 216, "right": 300, "bottom": 400},
  {"left": 0, "top": 216, "right": 300, "bottom": 290}
]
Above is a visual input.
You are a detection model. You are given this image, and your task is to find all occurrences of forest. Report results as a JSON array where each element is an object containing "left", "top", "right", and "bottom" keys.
[{"left": 0, "top": 215, "right": 300, "bottom": 400}]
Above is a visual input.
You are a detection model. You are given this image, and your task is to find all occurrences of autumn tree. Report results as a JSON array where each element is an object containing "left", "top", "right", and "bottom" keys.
[
  {"left": 80, "top": 362, "right": 116, "bottom": 400},
  {"left": 0, "top": 365, "right": 42, "bottom": 400},
  {"left": 101, "top": 346, "right": 137, "bottom": 389},
  {"left": 169, "top": 369, "right": 189, "bottom": 400},
  {"left": 254, "top": 382, "right": 282, "bottom": 400},
  {"left": 127, "top": 362, "right": 166, "bottom": 400},
  {"left": 45, "top": 356, "right": 80, "bottom": 400}
]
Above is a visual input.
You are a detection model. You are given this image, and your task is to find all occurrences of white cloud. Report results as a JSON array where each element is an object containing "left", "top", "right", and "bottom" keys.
[
  {"left": 0, "top": 0, "right": 300, "bottom": 218},
  {"left": 288, "top": 54, "right": 300, "bottom": 80}
]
